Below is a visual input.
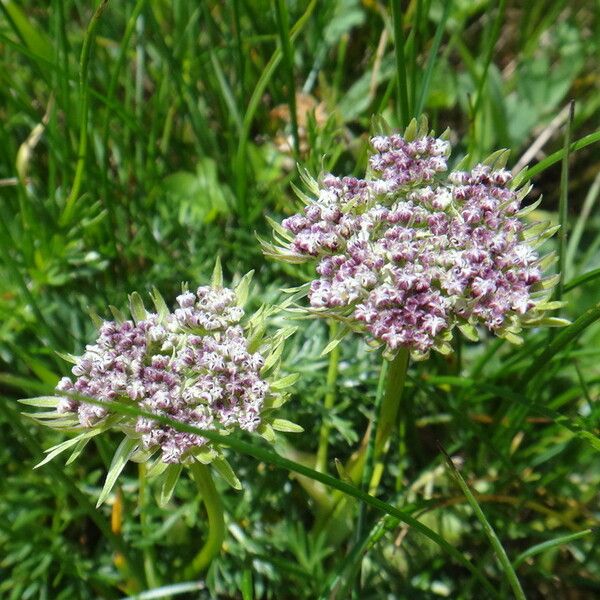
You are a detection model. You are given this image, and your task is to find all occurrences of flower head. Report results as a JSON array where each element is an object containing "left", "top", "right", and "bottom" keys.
[
  {"left": 264, "top": 117, "right": 565, "bottom": 359},
  {"left": 26, "top": 263, "right": 300, "bottom": 504}
]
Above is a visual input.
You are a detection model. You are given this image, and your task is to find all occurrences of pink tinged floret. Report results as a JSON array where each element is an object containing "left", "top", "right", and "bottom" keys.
[{"left": 177, "top": 291, "right": 196, "bottom": 308}]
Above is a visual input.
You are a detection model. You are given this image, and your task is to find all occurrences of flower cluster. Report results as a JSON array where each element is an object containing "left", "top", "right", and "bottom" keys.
[
  {"left": 265, "top": 119, "right": 563, "bottom": 359},
  {"left": 37, "top": 273, "right": 298, "bottom": 472}
]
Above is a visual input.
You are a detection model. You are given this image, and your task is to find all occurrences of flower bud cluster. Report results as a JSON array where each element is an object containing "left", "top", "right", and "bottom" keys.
[
  {"left": 55, "top": 286, "right": 271, "bottom": 463},
  {"left": 266, "top": 122, "right": 561, "bottom": 359}
]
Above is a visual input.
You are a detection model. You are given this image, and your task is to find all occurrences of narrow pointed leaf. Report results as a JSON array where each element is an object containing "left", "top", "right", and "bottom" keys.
[
  {"left": 211, "top": 257, "right": 223, "bottom": 288},
  {"left": 128, "top": 292, "right": 147, "bottom": 324},
  {"left": 212, "top": 457, "right": 242, "bottom": 490},
  {"left": 271, "top": 418, "right": 304, "bottom": 433},
  {"left": 159, "top": 464, "right": 183, "bottom": 508},
  {"left": 96, "top": 437, "right": 139, "bottom": 507}
]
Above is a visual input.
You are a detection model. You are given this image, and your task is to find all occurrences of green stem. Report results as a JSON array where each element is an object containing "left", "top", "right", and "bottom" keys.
[
  {"left": 316, "top": 321, "right": 341, "bottom": 473},
  {"left": 138, "top": 463, "right": 160, "bottom": 588},
  {"left": 355, "top": 358, "right": 388, "bottom": 544},
  {"left": 373, "top": 348, "right": 410, "bottom": 457},
  {"left": 186, "top": 462, "right": 225, "bottom": 576},
  {"left": 354, "top": 348, "right": 410, "bottom": 577}
]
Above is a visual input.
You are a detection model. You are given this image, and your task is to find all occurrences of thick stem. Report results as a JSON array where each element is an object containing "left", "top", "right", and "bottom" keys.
[
  {"left": 373, "top": 348, "right": 410, "bottom": 457},
  {"left": 355, "top": 349, "right": 410, "bottom": 525},
  {"left": 138, "top": 463, "right": 160, "bottom": 588},
  {"left": 186, "top": 462, "right": 225, "bottom": 576},
  {"left": 316, "top": 321, "right": 341, "bottom": 473},
  {"left": 355, "top": 359, "right": 389, "bottom": 541},
  {"left": 353, "top": 348, "right": 410, "bottom": 590}
]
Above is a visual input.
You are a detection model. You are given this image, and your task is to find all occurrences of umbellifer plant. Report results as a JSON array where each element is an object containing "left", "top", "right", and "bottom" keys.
[
  {"left": 263, "top": 116, "right": 568, "bottom": 548},
  {"left": 22, "top": 261, "right": 300, "bottom": 575}
]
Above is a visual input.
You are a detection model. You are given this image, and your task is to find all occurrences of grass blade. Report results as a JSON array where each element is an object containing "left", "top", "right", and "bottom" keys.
[
  {"left": 414, "top": 0, "right": 452, "bottom": 118},
  {"left": 60, "top": 0, "right": 110, "bottom": 226},
  {"left": 566, "top": 171, "right": 600, "bottom": 277},
  {"left": 235, "top": 0, "right": 317, "bottom": 222},
  {"left": 467, "top": 0, "right": 506, "bottom": 158},
  {"left": 118, "top": 581, "right": 205, "bottom": 600},
  {"left": 274, "top": 0, "right": 299, "bottom": 156},
  {"left": 3, "top": 376, "right": 499, "bottom": 597},
  {"left": 440, "top": 445, "right": 526, "bottom": 600},
  {"left": 514, "top": 128, "right": 600, "bottom": 184},
  {"left": 556, "top": 101, "right": 575, "bottom": 303},
  {"left": 391, "top": 0, "right": 410, "bottom": 126},
  {"left": 513, "top": 529, "right": 595, "bottom": 569},
  {"left": 564, "top": 267, "right": 600, "bottom": 293},
  {"left": 522, "top": 302, "right": 600, "bottom": 385}
]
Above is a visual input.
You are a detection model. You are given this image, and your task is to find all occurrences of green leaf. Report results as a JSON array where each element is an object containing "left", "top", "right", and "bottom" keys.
[
  {"left": 1, "top": 1, "right": 54, "bottom": 65},
  {"left": 158, "top": 464, "right": 183, "bottom": 508},
  {"left": 146, "top": 458, "right": 169, "bottom": 479},
  {"left": 128, "top": 291, "right": 147, "bottom": 324},
  {"left": 150, "top": 287, "right": 170, "bottom": 320},
  {"left": 194, "top": 446, "right": 218, "bottom": 464},
  {"left": 55, "top": 351, "right": 79, "bottom": 365},
  {"left": 88, "top": 309, "right": 104, "bottom": 329},
  {"left": 211, "top": 257, "right": 223, "bottom": 288},
  {"left": 516, "top": 196, "right": 542, "bottom": 217},
  {"left": 109, "top": 305, "right": 127, "bottom": 323},
  {"left": 270, "top": 373, "right": 300, "bottom": 391},
  {"left": 403, "top": 118, "right": 418, "bottom": 142},
  {"left": 297, "top": 165, "right": 320, "bottom": 195},
  {"left": 160, "top": 160, "right": 232, "bottom": 225},
  {"left": 96, "top": 437, "right": 139, "bottom": 507},
  {"left": 458, "top": 323, "right": 479, "bottom": 342},
  {"left": 235, "top": 270, "right": 254, "bottom": 306},
  {"left": 503, "top": 332, "right": 524, "bottom": 345},
  {"left": 483, "top": 148, "right": 510, "bottom": 168},
  {"left": 271, "top": 418, "right": 304, "bottom": 433},
  {"left": 35, "top": 433, "right": 89, "bottom": 468},
  {"left": 513, "top": 529, "right": 594, "bottom": 569},
  {"left": 535, "top": 300, "right": 565, "bottom": 311},
  {"left": 65, "top": 436, "right": 93, "bottom": 466},
  {"left": 258, "top": 423, "right": 276, "bottom": 443},
  {"left": 535, "top": 317, "right": 571, "bottom": 328},
  {"left": 212, "top": 457, "right": 242, "bottom": 490},
  {"left": 320, "top": 325, "right": 350, "bottom": 357},
  {"left": 261, "top": 339, "right": 285, "bottom": 374},
  {"left": 334, "top": 458, "right": 354, "bottom": 484},
  {"left": 19, "top": 396, "right": 60, "bottom": 408}
]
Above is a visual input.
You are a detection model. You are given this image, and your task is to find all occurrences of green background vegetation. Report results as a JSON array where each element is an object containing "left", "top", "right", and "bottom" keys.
[{"left": 0, "top": 1, "right": 599, "bottom": 598}]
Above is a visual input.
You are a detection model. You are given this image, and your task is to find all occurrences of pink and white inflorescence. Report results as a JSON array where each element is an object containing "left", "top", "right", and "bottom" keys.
[
  {"left": 267, "top": 124, "right": 560, "bottom": 359},
  {"left": 55, "top": 286, "right": 270, "bottom": 463}
]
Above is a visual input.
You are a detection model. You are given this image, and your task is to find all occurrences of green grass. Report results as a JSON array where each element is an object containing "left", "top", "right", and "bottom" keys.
[{"left": 1, "top": 1, "right": 600, "bottom": 598}]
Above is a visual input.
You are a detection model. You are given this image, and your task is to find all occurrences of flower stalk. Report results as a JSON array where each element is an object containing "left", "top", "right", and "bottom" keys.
[
  {"left": 138, "top": 463, "right": 160, "bottom": 588},
  {"left": 315, "top": 320, "right": 341, "bottom": 473},
  {"left": 355, "top": 348, "right": 409, "bottom": 541},
  {"left": 186, "top": 462, "right": 226, "bottom": 576}
]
